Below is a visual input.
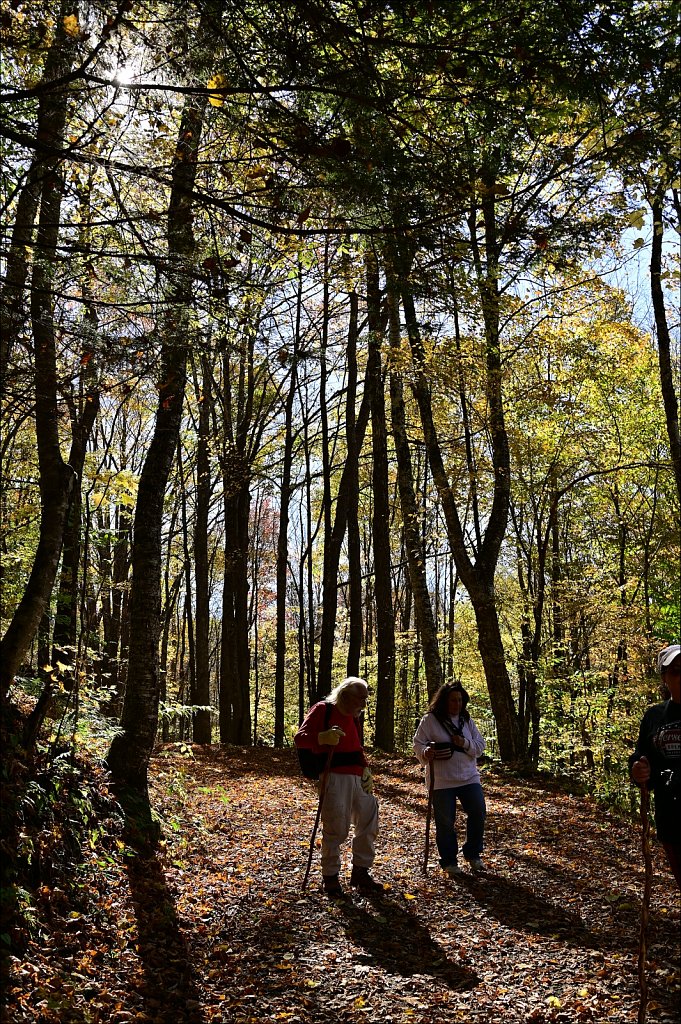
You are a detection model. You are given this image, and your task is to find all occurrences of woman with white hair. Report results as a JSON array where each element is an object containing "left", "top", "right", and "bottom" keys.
[
  {"left": 294, "top": 676, "right": 383, "bottom": 898},
  {"left": 630, "top": 644, "right": 681, "bottom": 888}
]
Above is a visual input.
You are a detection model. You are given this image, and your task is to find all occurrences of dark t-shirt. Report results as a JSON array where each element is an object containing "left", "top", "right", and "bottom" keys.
[{"left": 630, "top": 699, "right": 681, "bottom": 844}]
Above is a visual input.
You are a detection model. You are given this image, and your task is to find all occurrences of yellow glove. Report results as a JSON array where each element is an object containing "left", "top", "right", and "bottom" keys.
[
  {"left": 361, "top": 767, "right": 374, "bottom": 794},
  {"left": 318, "top": 726, "right": 344, "bottom": 746}
]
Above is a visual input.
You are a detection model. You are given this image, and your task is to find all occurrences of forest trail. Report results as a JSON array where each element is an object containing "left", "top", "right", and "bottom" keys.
[{"left": 6, "top": 746, "right": 680, "bottom": 1024}]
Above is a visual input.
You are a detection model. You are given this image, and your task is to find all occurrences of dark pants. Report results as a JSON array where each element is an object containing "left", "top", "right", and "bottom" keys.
[
  {"left": 432, "top": 782, "right": 486, "bottom": 867},
  {"left": 662, "top": 842, "right": 681, "bottom": 889}
]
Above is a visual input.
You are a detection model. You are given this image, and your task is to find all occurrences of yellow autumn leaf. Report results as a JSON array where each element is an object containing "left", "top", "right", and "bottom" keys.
[
  {"left": 547, "top": 996, "right": 562, "bottom": 1007},
  {"left": 404, "top": 893, "right": 416, "bottom": 900},
  {"left": 626, "top": 207, "right": 646, "bottom": 231},
  {"left": 63, "top": 14, "right": 80, "bottom": 37},
  {"left": 207, "top": 73, "right": 227, "bottom": 107}
]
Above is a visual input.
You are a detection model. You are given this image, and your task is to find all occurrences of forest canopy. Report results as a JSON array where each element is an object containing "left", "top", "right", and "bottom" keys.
[{"left": 0, "top": 0, "right": 679, "bottom": 803}]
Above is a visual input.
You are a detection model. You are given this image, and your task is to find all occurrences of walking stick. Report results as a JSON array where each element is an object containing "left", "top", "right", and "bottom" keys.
[
  {"left": 302, "top": 748, "right": 334, "bottom": 892},
  {"left": 422, "top": 762, "right": 435, "bottom": 875},
  {"left": 637, "top": 785, "right": 653, "bottom": 1024}
]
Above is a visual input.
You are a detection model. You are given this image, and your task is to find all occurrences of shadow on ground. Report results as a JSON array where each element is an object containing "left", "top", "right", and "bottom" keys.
[
  {"left": 126, "top": 853, "right": 206, "bottom": 1024},
  {"left": 338, "top": 895, "right": 479, "bottom": 989}
]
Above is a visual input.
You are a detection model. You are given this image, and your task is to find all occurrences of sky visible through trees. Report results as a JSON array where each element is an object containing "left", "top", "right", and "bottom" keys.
[{"left": 0, "top": 1, "right": 679, "bottom": 800}]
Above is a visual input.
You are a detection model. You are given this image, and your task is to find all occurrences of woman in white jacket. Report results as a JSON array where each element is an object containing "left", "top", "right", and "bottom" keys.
[{"left": 413, "top": 682, "right": 487, "bottom": 876}]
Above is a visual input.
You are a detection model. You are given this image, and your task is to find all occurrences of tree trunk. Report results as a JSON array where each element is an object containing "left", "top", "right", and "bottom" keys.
[
  {"left": 178, "top": 444, "right": 196, "bottom": 729},
  {"left": 274, "top": 276, "right": 300, "bottom": 742},
  {"left": 396, "top": 210, "right": 522, "bottom": 761},
  {"left": 650, "top": 192, "right": 681, "bottom": 503},
  {"left": 219, "top": 479, "right": 252, "bottom": 745},
  {"left": 0, "top": 22, "right": 83, "bottom": 697},
  {"left": 366, "top": 250, "right": 395, "bottom": 751},
  {"left": 192, "top": 355, "right": 213, "bottom": 744},
  {"left": 51, "top": 491, "right": 81, "bottom": 686},
  {"left": 316, "top": 367, "right": 371, "bottom": 698},
  {"left": 107, "top": 81, "right": 207, "bottom": 790},
  {"left": 345, "top": 287, "right": 363, "bottom": 677},
  {"left": 396, "top": 555, "right": 413, "bottom": 749},
  {"left": 386, "top": 263, "right": 443, "bottom": 699},
  {"left": 100, "top": 498, "right": 132, "bottom": 715}
]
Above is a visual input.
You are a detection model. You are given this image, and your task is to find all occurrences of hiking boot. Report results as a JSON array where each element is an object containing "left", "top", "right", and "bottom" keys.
[
  {"left": 350, "top": 865, "right": 384, "bottom": 894},
  {"left": 443, "top": 863, "right": 463, "bottom": 876},
  {"left": 323, "top": 875, "right": 345, "bottom": 899},
  {"left": 466, "top": 857, "right": 484, "bottom": 871}
]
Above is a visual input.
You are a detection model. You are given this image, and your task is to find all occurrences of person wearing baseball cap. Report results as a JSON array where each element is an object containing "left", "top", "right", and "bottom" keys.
[{"left": 630, "top": 644, "right": 681, "bottom": 887}]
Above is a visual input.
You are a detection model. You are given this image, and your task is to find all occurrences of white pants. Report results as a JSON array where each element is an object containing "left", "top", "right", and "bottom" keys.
[{"left": 320, "top": 772, "right": 379, "bottom": 877}]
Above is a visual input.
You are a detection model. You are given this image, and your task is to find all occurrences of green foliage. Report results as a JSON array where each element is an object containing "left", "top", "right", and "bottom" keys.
[
  {"left": 158, "top": 702, "right": 213, "bottom": 725},
  {"left": 0, "top": 729, "right": 124, "bottom": 954},
  {"left": 1, "top": 0, "right": 677, "bottom": 811}
]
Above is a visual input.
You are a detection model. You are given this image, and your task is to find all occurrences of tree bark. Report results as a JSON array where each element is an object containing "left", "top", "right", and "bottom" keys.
[
  {"left": 274, "top": 275, "right": 300, "bottom": 743},
  {"left": 219, "top": 477, "right": 252, "bottom": 745},
  {"left": 345, "top": 287, "right": 363, "bottom": 677},
  {"left": 386, "top": 263, "right": 443, "bottom": 700},
  {"left": 316, "top": 361, "right": 371, "bottom": 698},
  {"left": 395, "top": 201, "right": 522, "bottom": 761},
  {"left": 650, "top": 192, "right": 681, "bottom": 503},
  {"left": 365, "top": 249, "right": 395, "bottom": 751},
  {"left": 0, "top": 22, "right": 93, "bottom": 697},
  {"left": 192, "top": 355, "right": 213, "bottom": 744},
  {"left": 107, "top": 80, "right": 207, "bottom": 789}
]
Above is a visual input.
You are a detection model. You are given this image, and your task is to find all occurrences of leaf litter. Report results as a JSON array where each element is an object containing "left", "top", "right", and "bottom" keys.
[{"left": 4, "top": 746, "right": 679, "bottom": 1023}]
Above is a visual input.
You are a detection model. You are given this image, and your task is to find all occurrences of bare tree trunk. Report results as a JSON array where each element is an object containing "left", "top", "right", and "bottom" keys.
[
  {"left": 219, "top": 481, "right": 251, "bottom": 744},
  {"left": 396, "top": 201, "right": 522, "bottom": 761},
  {"left": 51, "top": 491, "right": 81, "bottom": 686},
  {"left": 274, "top": 273, "right": 301, "bottom": 742},
  {"left": 650, "top": 192, "right": 681, "bottom": 503},
  {"left": 192, "top": 355, "right": 213, "bottom": 744},
  {"left": 178, "top": 444, "right": 196, "bottom": 731},
  {"left": 317, "top": 374, "right": 370, "bottom": 697},
  {"left": 0, "top": 21, "right": 87, "bottom": 697},
  {"left": 395, "top": 535, "right": 413, "bottom": 749},
  {"left": 345, "top": 287, "right": 363, "bottom": 677},
  {"left": 366, "top": 250, "right": 395, "bottom": 751},
  {"left": 107, "top": 80, "right": 207, "bottom": 790},
  {"left": 386, "top": 262, "right": 443, "bottom": 700}
]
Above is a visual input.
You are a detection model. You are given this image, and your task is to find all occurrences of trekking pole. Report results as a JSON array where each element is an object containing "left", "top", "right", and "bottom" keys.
[
  {"left": 422, "top": 761, "right": 435, "bottom": 875},
  {"left": 302, "top": 748, "right": 334, "bottom": 892},
  {"left": 637, "top": 785, "right": 653, "bottom": 1024}
]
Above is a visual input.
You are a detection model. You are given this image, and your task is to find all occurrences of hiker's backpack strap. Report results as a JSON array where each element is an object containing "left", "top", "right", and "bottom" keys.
[{"left": 296, "top": 701, "right": 336, "bottom": 779}]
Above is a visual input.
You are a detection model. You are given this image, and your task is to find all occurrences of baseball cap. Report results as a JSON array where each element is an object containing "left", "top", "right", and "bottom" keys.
[{"left": 656, "top": 644, "right": 681, "bottom": 672}]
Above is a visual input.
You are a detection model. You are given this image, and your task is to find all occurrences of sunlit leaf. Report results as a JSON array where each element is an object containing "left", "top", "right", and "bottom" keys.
[
  {"left": 63, "top": 14, "right": 80, "bottom": 37},
  {"left": 207, "top": 73, "right": 227, "bottom": 107}
]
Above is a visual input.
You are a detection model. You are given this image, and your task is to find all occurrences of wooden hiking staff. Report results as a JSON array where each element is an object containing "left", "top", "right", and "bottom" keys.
[
  {"left": 637, "top": 785, "right": 653, "bottom": 1024},
  {"left": 302, "top": 748, "right": 334, "bottom": 892},
  {"left": 422, "top": 762, "right": 435, "bottom": 875}
]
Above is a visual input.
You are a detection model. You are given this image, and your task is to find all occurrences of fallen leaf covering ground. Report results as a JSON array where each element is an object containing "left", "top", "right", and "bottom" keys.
[{"left": 3, "top": 745, "right": 680, "bottom": 1024}]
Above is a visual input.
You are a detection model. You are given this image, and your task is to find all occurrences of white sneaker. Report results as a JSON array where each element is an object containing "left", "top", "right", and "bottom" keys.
[{"left": 443, "top": 864, "right": 463, "bottom": 876}]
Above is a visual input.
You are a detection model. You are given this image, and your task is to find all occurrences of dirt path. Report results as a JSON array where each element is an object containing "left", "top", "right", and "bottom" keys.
[
  {"left": 6, "top": 746, "right": 679, "bottom": 1023},
  {"left": 146, "top": 747, "right": 679, "bottom": 1024}
]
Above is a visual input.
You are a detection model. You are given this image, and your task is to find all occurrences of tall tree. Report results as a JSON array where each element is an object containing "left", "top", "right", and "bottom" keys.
[
  {"left": 107, "top": 37, "right": 209, "bottom": 789},
  {"left": 192, "top": 353, "right": 213, "bottom": 744},
  {"left": 0, "top": 14, "right": 99, "bottom": 699},
  {"left": 365, "top": 249, "right": 395, "bottom": 751},
  {"left": 385, "top": 259, "right": 443, "bottom": 700}
]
